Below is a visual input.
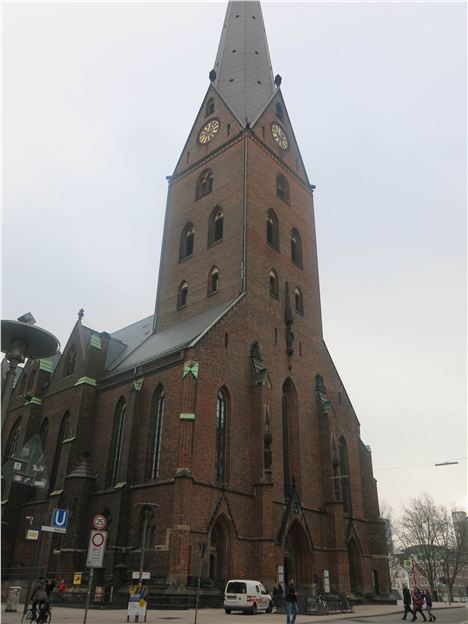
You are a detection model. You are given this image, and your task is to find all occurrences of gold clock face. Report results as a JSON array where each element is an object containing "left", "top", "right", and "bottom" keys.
[
  {"left": 198, "top": 119, "right": 220, "bottom": 144},
  {"left": 271, "top": 123, "right": 289, "bottom": 150}
]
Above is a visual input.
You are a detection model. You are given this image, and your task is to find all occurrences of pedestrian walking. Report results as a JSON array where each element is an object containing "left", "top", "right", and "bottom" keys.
[
  {"left": 412, "top": 587, "right": 427, "bottom": 622},
  {"left": 285, "top": 578, "right": 299, "bottom": 624},
  {"left": 402, "top": 585, "right": 415, "bottom": 620},
  {"left": 424, "top": 589, "right": 436, "bottom": 622}
]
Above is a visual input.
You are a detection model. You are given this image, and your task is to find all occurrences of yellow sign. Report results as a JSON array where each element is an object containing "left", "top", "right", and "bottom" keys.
[
  {"left": 138, "top": 599, "right": 146, "bottom": 608},
  {"left": 73, "top": 572, "right": 82, "bottom": 585}
]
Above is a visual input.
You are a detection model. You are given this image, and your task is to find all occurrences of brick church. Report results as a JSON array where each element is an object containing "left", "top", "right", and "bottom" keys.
[{"left": 2, "top": 0, "right": 390, "bottom": 600}]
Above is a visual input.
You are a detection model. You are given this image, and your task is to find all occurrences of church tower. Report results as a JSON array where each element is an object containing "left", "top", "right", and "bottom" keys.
[{"left": 2, "top": 0, "right": 390, "bottom": 601}]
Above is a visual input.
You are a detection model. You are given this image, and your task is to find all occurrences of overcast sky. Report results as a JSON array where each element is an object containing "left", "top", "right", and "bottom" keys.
[{"left": 3, "top": 1, "right": 466, "bottom": 517}]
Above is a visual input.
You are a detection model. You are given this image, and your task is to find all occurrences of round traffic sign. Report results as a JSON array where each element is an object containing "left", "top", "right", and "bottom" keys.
[
  {"left": 92, "top": 531, "right": 105, "bottom": 548},
  {"left": 93, "top": 514, "right": 107, "bottom": 530}
]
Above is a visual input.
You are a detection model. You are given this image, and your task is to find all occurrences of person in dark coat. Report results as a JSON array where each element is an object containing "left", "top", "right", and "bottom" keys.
[
  {"left": 412, "top": 587, "right": 427, "bottom": 622},
  {"left": 402, "top": 585, "right": 415, "bottom": 620},
  {"left": 285, "top": 578, "right": 299, "bottom": 624},
  {"left": 424, "top": 589, "right": 436, "bottom": 622}
]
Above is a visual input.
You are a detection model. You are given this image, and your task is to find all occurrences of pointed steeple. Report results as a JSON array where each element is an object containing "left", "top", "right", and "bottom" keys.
[{"left": 213, "top": 1, "right": 275, "bottom": 125}]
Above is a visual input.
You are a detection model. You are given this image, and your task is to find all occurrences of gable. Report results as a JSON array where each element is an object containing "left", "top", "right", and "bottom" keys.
[
  {"left": 172, "top": 84, "right": 243, "bottom": 178},
  {"left": 251, "top": 89, "right": 310, "bottom": 186}
]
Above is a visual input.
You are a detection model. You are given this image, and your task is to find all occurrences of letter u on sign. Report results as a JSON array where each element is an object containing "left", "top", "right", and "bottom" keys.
[{"left": 52, "top": 508, "right": 69, "bottom": 528}]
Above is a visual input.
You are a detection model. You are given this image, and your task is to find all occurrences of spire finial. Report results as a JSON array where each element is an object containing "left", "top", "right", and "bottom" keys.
[{"left": 78, "top": 308, "right": 84, "bottom": 321}]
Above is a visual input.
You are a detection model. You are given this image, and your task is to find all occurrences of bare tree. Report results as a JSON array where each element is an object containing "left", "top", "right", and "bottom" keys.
[
  {"left": 436, "top": 509, "right": 468, "bottom": 602},
  {"left": 396, "top": 494, "right": 446, "bottom": 594}
]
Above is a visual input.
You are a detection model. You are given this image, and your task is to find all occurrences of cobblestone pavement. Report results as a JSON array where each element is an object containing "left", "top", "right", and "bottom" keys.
[{"left": 1, "top": 602, "right": 465, "bottom": 624}]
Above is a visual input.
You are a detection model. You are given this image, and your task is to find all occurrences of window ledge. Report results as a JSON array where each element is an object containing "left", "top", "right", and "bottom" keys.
[
  {"left": 179, "top": 254, "right": 193, "bottom": 264},
  {"left": 267, "top": 242, "right": 280, "bottom": 252},
  {"left": 207, "top": 239, "right": 223, "bottom": 249},
  {"left": 207, "top": 289, "right": 218, "bottom": 297}
]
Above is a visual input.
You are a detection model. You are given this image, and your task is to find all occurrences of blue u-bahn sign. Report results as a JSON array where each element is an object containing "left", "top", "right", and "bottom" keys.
[{"left": 52, "top": 508, "right": 69, "bottom": 529}]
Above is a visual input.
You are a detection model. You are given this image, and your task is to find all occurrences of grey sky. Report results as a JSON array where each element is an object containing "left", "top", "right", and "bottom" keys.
[{"left": 3, "top": 1, "right": 466, "bottom": 516}]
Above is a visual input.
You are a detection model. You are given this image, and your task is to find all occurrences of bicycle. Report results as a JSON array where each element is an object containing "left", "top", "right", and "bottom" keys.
[
  {"left": 21, "top": 604, "right": 51, "bottom": 624},
  {"left": 315, "top": 594, "right": 328, "bottom": 615}
]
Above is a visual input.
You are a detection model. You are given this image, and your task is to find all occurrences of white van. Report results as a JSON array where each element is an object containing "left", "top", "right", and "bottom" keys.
[{"left": 224, "top": 579, "right": 273, "bottom": 614}]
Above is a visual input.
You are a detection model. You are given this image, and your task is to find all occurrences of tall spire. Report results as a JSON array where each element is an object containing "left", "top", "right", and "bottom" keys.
[{"left": 213, "top": 1, "right": 275, "bottom": 125}]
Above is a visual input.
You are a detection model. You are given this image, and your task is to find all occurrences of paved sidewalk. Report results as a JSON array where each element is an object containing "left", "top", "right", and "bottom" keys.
[{"left": 1, "top": 602, "right": 465, "bottom": 624}]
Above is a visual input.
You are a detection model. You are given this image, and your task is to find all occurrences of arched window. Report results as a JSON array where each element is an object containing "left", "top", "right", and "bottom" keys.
[
  {"left": 149, "top": 386, "right": 165, "bottom": 480},
  {"left": 107, "top": 399, "right": 126, "bottom": 487},
  {"left": 266, "top": 209, "right": 279, "bottom": 250},
  {"left": 276, "top": 102, "right": 284, "bottom": 121},
  {"left": 276, "top": 173, "right": 290, "bottom": 204},
  {"left": 339, "top": 436, "right": 351, "bottom": 514},
  {"left": 332, "top": 440, "right": 341, "bottom": 501},
  {"left": 177, "top": 281, "right": 188, "bottom": 309},
  {"left": 39, "top": 418, "right": 49, "bottom": 453},
  {"left": 215, "top": 388, "right": 228, "bottom": 485},
  {"left": 63, "top": 346, "right": 76, "bottom": 377},
  {"left": 139, "top": 506, "right": 156, "bottom": 551},
  {"left": 269, "top": 270, "right": 279, "bottom": 299},
  {"left": 49, "top": 411, "right": 70, "bottom": 491},
  {"left": 290, "top": 228, "right": 303, "bottom": 267},
  {"left": 206, "top": 98, "right": 215, "bottom": 117},
  {"left": 196, "top": 169, "right": 213, "bottom": 200},
  {"left": 294, "top": 287, "right": 303, "bottom": 315},
  {"left": 208, "top": 267, "right": 219, "bottom": 294},
  {"left": 5, "top": 418, "right": 21, "bottom": 458},
  {"left": 179, "top": 222, "right": 195, "bottom": 260},
  {"left": 208, "top": 207, "right": 223, "bottom": 245}
]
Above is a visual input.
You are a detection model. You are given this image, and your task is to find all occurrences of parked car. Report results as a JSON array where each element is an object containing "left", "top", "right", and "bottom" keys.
[{"left": 224, "top": 579, "right": 273, "bottom": 614}]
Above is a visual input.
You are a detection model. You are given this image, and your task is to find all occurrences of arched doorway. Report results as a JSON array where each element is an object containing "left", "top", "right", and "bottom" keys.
[
  {"left": 347, "top": 538, "right": 362, "bottom": 594},
  {"left": 209, "top": 516, "right": 232, "bottom": 589},
  {"left": 283, "top": 520, "right": 312, "bottom": 585}
]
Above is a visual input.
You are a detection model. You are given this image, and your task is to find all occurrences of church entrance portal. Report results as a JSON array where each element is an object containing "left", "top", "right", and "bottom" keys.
[
  {"left": 209, "top": 516, "right": 231, "bottom": 589},
  {"left": 348, "top": 538, "right": 362, "bottom": 594},
  {"left": 283, "top": 521, "right": 311, "bottom": 585}
]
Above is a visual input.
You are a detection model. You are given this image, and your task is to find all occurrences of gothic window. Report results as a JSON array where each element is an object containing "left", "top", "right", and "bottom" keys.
[
  {"left": 294, "top": 287, "right": 304, "bottom": 315},
  {"left": 266, "top": 209, "right": 279, "bottom": 250},
  {"left": 63, "top": 346, "right": 76, "bottom": 377},
  {"left": 276, "top": 102, "right": 284, "bottom": 121},
  {"left": 332, "top": 440, "right": 341, "bottom": 501},
  {"left": 139, "top": 506, "right": 156, "bottom": 550},
  {"left": 49, "top": 411, "right": 70, "bottom": 491},
  {"left": 206, "top": 98, "right": 215, "bottom": 117},
  {"left": 149, "top": 386, "right": 165, "bottom": 480},
  {"left": 208, "top": 207, "right": 223, "bottom": 245},
  {"left": 269, "top": 270, "right": 279, "bottom": 299},
  {"left": 39, "top": 418, "right": 49, "bottom": 453},
  {"left": 177, "top": 281, "right": 188, "bottom": 309},
  {"left": 339, "top": 436, "right": 351, "bottom": 514},
  {"left": 196, "top": 169, "right": 213, "bottom": 200},
  {"left": 276, "top": 173, "right": 290, "bottom": 205},
  {"left": 107, "top": 399, "right": 126, "bottom": 487},
  {"left": 208, "top": 267, "right": 219, "bottom": 294},
  {"left": 5, "top": 418, "right": 21, "bottom": 458},
  {"left": 290, "top": 228, "right": 303, "bottom": 267},
  {"left": 215, "top": 388, "right": 228, "bottom": 485},
  {"left": 180, "top": 223, "right": 195, "bottom": 260}
]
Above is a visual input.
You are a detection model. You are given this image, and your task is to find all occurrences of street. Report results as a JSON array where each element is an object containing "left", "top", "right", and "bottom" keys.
[{"left": 1, "top": 604, "right": 466, "bottom": 624}]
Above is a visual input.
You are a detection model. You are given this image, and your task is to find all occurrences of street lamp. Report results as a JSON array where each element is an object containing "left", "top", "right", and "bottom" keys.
[{"left": 1, "top": 315, "right": 60, "bottom": 428}]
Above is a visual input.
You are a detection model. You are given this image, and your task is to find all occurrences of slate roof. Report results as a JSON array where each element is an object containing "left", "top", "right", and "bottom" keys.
[
  {"left": 213, "top": 1, "right": 275, "bottom": 125},
  {"left": 106, "top": 296, "right": 243, "bottom": 373}
]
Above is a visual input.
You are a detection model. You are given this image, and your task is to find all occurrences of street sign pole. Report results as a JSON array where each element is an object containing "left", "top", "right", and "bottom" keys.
[
  {"left": 23, "top": 529, "right": 43, "bottom": 616},
  {"left": 83, "top": 567, "right": 94, "bottom": 624},
  {"left": 194, "top": 542, "right": 206, "bottom": 624}
]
